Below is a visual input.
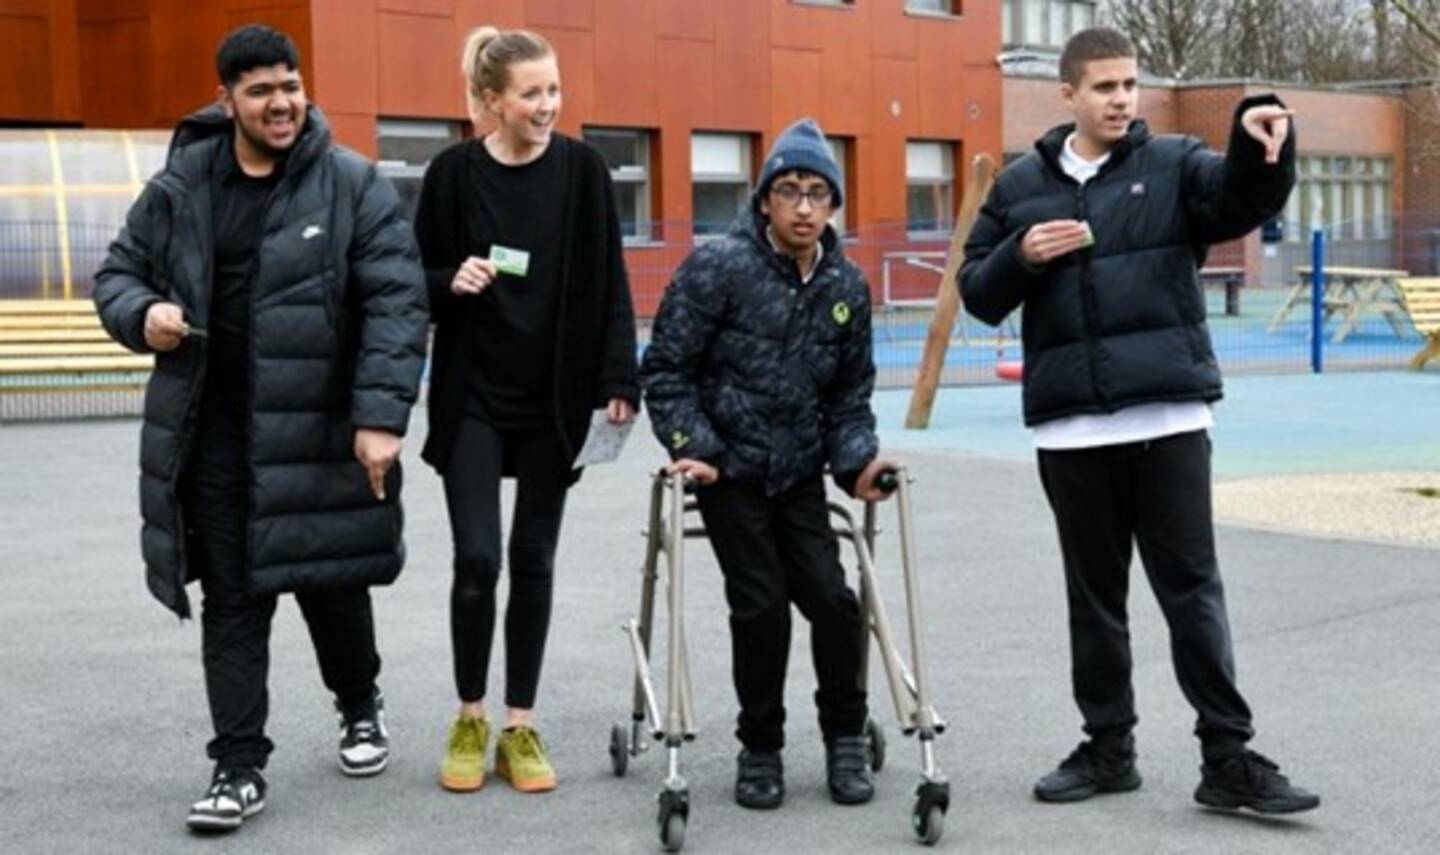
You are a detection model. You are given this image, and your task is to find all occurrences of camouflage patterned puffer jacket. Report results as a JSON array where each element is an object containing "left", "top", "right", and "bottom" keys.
[{"left": 641, "top": 208, "right": 878, "bottom": 496}]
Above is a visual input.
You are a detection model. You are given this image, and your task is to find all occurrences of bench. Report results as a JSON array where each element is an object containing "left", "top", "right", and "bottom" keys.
[
  {"left": 1396, "top": 278, "right": 1440, "bottom": 370},
  {"left": 0, "top": 300, "right": 152, "bottom": 420},
  {"left": 1199, "top": 267, "right": 1244, "bottom": 317}
]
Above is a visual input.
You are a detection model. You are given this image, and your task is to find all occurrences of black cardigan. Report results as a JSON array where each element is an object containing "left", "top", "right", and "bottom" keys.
[{"left": 414, "top": 134, "right": 640, "bottom": 474}]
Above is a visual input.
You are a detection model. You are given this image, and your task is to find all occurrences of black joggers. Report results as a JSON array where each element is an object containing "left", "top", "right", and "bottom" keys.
[
  {"left": 184, "top": 444, "right": 381, "bottom": 771},
  {"left": 1037, "top": 429, "right": 1254, "bottom": 762},
  {"left": 695, "top": 475, "right": 868, "bottom": 753}
]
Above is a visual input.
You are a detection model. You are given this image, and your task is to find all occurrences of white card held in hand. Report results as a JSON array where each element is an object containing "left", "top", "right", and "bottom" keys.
[
  {"left": 572, "top": 410, "right": 634, "bottom": 469},
  {"left": 489, "top": 244, "right": 531, "bottom": 277}
]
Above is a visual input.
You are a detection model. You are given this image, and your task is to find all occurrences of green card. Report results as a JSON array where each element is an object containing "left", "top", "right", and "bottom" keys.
[
  {"left": 1079, "top": 221, "right": 1095, "bottom": 248},
  {"left": 489, "top": 244, "right": 531, "bottom": 277}
]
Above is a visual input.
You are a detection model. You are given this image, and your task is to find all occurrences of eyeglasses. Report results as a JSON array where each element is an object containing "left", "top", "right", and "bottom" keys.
[{"left": 770, "top": 183, "right": 833, "bottom": 208}]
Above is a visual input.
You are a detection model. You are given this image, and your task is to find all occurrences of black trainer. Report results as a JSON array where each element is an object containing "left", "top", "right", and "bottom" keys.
[
  {"left": 1034, "top": 741, "right": 1142, "bottom": 803},
  {"left": 186, "top": 766, "right": 266, "bottom": 833},
  {"left": 1195, "top": 750, "right": 1320, "bottom": 814},
  {"left": 735, "top": 749, "right": 784, "bottom": 809},
  {"left": 337, "top": 690, "right": 389, "bottom": 777},
  {"left": 825, "top": 735, "right": 875, "bottom": 805}
]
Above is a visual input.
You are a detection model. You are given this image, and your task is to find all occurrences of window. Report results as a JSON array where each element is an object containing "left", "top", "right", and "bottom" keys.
[
  {"left": 376, "top": 119, "right": 462, "bottom": 220},
  {"left": 906, "top": 0, "right": 956, "bottom": 15},
  {"left": 584, "top": 127, "right": 653, "bottom": 243},
  {"left": 1003, "top": 0, "right": 1096, "bottom": 47},
  {"left": 1287, "top": 155, "right": 1392, "bottom": 242},
  {"left": 906, "top": 141, "right": 955, "bottom": 237},
  {"left": 827, "top": 136, "right": 850, "bottom": 236},
  {"left": 692, "top": 133, "right": 753, "bottom": 238}
]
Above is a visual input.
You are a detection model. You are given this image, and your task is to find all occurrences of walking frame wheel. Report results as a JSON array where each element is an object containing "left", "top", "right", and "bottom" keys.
[
  {"left": 912, "top": 780, "right": 951, "bottom": 846},
  {"left": 866, "top": 718, "right": 886, "bottom": 772},
  {"left": 914, "top": 804, "right": 944, "bottom": 846},
  {"left": 609, "top": 722, "right": 629, "bottom": 777},
  {"left": 660, "top": 811, "right": 686, "bottom": 852},
  {"left": 657, "top": 788, "right": 689, "bottom": 853}
]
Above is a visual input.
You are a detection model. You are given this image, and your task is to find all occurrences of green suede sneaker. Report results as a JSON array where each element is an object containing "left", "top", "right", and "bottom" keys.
[
  {"left": 440, "top": 715, "right": 489, "bottom": 792},
  {"left": 495, "top": 726, "right": 557, "bottom": 793}
]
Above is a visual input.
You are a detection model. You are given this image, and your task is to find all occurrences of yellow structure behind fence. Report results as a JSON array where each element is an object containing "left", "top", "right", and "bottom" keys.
[{"left": 1, "top": 129, "right": 170, "bottom": 301}]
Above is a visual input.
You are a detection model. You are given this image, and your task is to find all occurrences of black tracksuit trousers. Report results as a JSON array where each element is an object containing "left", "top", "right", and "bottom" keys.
[
  {"left": 1037, "top": 429, "right": 1253, "bottom": 762},
  {"left": 183, "top": 441, "right": 381, "bottom": 771},
  {"left": 695, "top": 475, "right": 868, "bottom": 753}
]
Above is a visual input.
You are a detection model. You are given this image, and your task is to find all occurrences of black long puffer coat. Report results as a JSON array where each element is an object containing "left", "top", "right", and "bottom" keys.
[{"left": 94, "top": 104, "right": 429, "bottom": 618}]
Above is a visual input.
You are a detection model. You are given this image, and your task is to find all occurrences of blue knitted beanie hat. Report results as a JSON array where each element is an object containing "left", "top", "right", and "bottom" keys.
[{"left": 756, "top": 118, "right": 843, "bottom": 209}]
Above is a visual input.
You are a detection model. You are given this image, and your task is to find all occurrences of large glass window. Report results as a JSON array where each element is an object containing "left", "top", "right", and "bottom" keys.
[
  {"left": 692, "top": 132, "right": 753, "bottom": 238},
  {"left": 906, "top": 140, "right": 955, "bottom": 237},
  {"left": 376, "top": 119, "right": 462, "bottom": 220},
  {"left": 584, "top": 127, "right": 654, "bottom": 243},
  {"left": 1003, "top": 0, "right": 1097, "bottom": 47},
  {"left": 1288, "top": 155, "right": 1392, "bottom": 241}
]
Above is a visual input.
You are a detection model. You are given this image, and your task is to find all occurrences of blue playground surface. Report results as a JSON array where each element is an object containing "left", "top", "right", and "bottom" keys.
[
  {"left": 873, "top": 369, "right": 1440, "bottom": 478},
  {"left": 869, "top": 287, "right": 1424, "bottom": 385}
]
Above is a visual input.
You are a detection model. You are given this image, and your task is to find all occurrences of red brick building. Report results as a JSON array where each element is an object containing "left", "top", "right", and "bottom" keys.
[
  {"left": 0, "top": 0, "right": 1002, "bottom": 311},
  {"left": 2, "top": 0, "right": 1437, "bottom": 308}
]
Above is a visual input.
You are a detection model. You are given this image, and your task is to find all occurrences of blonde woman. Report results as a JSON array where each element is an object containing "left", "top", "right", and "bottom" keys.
[{"left": 414, "top": 26, "right": 639, "bottom": 793}]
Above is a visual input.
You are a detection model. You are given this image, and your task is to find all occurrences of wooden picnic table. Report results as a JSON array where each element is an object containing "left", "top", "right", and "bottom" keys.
[
  {"left": 1265, "top": 265, "right": 1411, "bottom": 343},
  {"left": 1198, "top": 266, "right": 1244, "bottom": 316}
]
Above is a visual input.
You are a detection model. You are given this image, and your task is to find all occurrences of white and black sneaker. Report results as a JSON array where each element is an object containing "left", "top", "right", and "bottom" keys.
[
  {"left": 187, "top": 767, "right": 266, "bottom": 833},
  {"left": 337, "top": 691, "right": 389, "bottom": 777}
]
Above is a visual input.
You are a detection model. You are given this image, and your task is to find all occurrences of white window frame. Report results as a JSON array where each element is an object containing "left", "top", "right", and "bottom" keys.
[
  {"left": 1006, "top": 0, "right": 1096, "bottom": 48},
  {"left": 906, "top": 140, "right": 956, "bottom": 239},
  {"left": 826, "top": 136, "right": 849, "bottom": 237},
  {"left": 584, "top": 126, "right": 654, "bottom": 244},
  {"left": 1285, "top": 155, "right": 1393, "bottom": 243},
  {"left": 691, "top": 132, "right": 754, "bottom": 240},
  {"left": 375, "top": 119, "right": 462, "bottom": 219},
  {"left": 905, "top": 0, "right": 957, "bottom": 18}
]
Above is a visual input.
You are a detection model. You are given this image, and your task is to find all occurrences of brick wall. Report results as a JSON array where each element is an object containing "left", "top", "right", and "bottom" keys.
[
  {"left": 1002, "top": 76, "right": 1178, "bottom": 155},
  {"left": 1404, "top": 84, "right": 1440, "bottom": 273}
]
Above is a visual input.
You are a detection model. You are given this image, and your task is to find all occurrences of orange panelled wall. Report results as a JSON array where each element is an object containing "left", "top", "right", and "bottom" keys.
[
  {"left": 0, "top": 1, "right": 323, "bottom": 130},
  {"left": 308, "top": 0, "right": 1004, "bottom": 313},
  {"left": 0, "top": 0, "right": 81, "bottom": 123},
  {"left": 309, "top": 0, "right": 1003, "bottom": 197},
  {"left": 11, "top": 1, "right": 1001, "bottom": 312}
]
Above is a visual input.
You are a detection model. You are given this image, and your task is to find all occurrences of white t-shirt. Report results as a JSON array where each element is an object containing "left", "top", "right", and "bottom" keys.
[{"left": 1032, "top": 133, "right": 1213, "bottom": 451}]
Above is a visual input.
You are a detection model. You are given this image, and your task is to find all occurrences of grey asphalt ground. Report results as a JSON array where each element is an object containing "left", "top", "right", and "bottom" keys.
[{"left": 3, "top": 374, "right": 1439, "bottom": 854}]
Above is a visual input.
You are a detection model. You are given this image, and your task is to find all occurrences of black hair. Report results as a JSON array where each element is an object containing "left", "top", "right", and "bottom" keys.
[
  {"left": 1059, "top": 28, "right": 1136, "bottom": 87},
  {"left": 216, "top": 25, "right": 300, "bottom": 88}
]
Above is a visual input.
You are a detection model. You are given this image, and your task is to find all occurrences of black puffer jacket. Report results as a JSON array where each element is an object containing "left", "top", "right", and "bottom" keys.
[
  {"left": 641, "top": 207, "right": 877, "bottom": 496},
  {"left": 94, "top": 105, "right": 429, "bottom": 619},
  {"left": 960, "top": 95, "right": 1295, "bottom": 426}
]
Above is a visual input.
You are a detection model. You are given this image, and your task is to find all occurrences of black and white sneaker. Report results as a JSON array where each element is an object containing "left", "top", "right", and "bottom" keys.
[
  {"left": 186, "top": 767, "right": 266, "bottom": 833},
  {"left": 337, "top": 691, "right": 389, "bottom": 777}
]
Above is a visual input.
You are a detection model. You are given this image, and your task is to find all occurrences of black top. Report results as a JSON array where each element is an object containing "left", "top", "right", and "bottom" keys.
[
  {"left": 192, "top": 136, "right": 282, "bottom": 477},
  {"left": 413, "top": 133, "right": 640, "bottom": 477},
  {"left": 463, "top": 138, "right": 569, "bottom": 429}
]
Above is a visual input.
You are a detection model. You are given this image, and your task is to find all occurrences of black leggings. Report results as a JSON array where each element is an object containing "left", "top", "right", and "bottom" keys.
[{"left": 442, "top": 415, "right": 570, "bottom": 708}]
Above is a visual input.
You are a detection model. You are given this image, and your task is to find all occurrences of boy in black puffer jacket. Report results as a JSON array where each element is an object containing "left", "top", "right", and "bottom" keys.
[
  {"left": 642, "top": 118, "right": 893, "bottom": 810},
  {"left": 960, "top": 28, "right": 1319, "bottom": 815}
]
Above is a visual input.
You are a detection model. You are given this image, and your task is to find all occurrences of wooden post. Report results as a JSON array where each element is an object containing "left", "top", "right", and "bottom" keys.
[{"left": 904, "top": 153, "right": 996, "bottom": 429}]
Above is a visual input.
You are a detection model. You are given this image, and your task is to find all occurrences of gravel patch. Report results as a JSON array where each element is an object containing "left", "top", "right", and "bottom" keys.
[{"left": 1215, "top": 470, "right": 1440, "bottom": 549}]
